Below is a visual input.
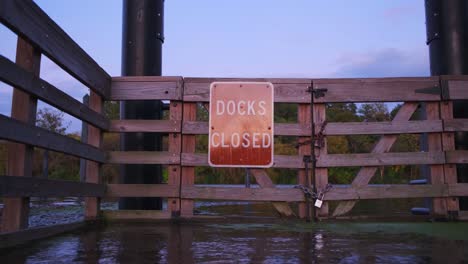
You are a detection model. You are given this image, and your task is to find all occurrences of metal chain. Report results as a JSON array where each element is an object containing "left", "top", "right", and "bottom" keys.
[
  {"left": 295, "top": 183, "right": 333, "bottom": 202},
  {"left": 295, "top": 121, "right": 327, "bottom": 149}
]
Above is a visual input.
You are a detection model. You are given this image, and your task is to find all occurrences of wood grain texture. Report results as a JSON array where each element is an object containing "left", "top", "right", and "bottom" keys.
[
  {"left": 179, "top": 119, "right": 445, "bottom": 137},
  {"left": 313, "top": 103, "right": 329, "bottom": 217},
  {"left": 168, "top": 101, "right": 183, "bottom": 216},
  {"left": 180, "top": 184, "right": 465, "bottom": 202},
  {"left": 181, "top": 103, "right": 196, "bottom": 217},
  {"left": 85, "top": 91, "right": 103, "bottom": 220},
  {"left": 107, "top": 151, "right": 180, "bottom": 164},
  {"left": 182, "top": 121, "right": 311, "bottom": 136},
  {"left": 183, "top": 78, "right": 310, "bottom": 103},
  {"left": 321, "top": 120, "right": 443, "bottom": 135},
  {"left": 111, "top": 76, "right": 183, "bottom": 100},
  {"left": 332, "top": 103, "right": 418, "bottom": 217},
  {"left": 317, "top": 152, "right": 445, "bottom": 167},
  {"left": 2, "top": 38, "right": 40, "bottom": 232},
  {"left": 445, "top": 78, "right": 468, "bottom": 100},
  {"left": 0, "top": 114, "right": 106, "bottom": 163},
  {"left": 440, "top": 101, "right": 459, "bottom": 213},
  {"left": 106, "top": 184, "right": 179, "bottom": 198},
  {"left": 102, "top": 210, "right": 171, "bottom": 220},
  {"left": 250, "top": 169, "right": 295, "bottom": 217},
  {"left": 0, "top": 55, "right": 109, "bottom": 130},
  {"left": 0, "top": 176, "right": 105, "bottom": 197},
  {"left": 313, "top": 77, "right": 440, "bottom": 103},
  {"left": 0, "top": 0, "right": 111, "bottom": 98},
  {"left": 426, "top": 102, "right": 446, "bottom": 216},
  {"left": 445, "top": 150, "right": 468, "bottom": 163},
  {"left": 444, "top": 119, "right": 468, "bottom": 132},
  {"left": 297, "top": 104, "right": 311, "bottom": 218},
  {"left": 181, "top": 153, "right": 304, "bottom": 168},
  {"left": 182, "top": 186, "right": 303, "bottom": 202},
  {"left": 109, "top": 120, "right": 181, "bottom": 133},
  {"left": 448, "top": 183, "right": 468, "bottom": 196}
]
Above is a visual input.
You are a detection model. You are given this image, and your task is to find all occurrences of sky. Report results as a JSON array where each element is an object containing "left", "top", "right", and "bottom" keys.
[{"left": 0, "top": 0, "right": 429, "bottom": 132}]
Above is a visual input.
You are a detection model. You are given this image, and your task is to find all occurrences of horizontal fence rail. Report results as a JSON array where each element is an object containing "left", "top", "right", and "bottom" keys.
[
  {"left": 0, "top": 114, "right": 106, "bottom": 162},
  {"left": 0, "top": 55, "right": 109, "bottom": 130},
  {"left": 0, "top": 0, "right": 111, "bottom": 98}
]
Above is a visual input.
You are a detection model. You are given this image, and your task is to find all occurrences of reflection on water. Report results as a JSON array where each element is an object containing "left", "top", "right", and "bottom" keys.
[{"left": 1, "top": 222, "right": 468, "bottom": 263}]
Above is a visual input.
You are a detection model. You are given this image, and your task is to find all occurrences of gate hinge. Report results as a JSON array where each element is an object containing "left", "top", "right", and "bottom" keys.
[
  {"left": 414, "top": 84, "right": 450, "bottom": 100},
  {"left": 307, "top": 86, "right": 328, "bottom": 99}
]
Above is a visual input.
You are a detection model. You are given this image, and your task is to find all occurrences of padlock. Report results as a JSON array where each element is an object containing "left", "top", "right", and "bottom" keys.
[{"left": 314, "top": 199, "right": 323, "bottom": 208}]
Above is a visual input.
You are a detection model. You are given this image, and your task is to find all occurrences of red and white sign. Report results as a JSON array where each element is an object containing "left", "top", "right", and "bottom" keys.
[{"left": 208, "top": 82, "right": 274, "bottom": 167}]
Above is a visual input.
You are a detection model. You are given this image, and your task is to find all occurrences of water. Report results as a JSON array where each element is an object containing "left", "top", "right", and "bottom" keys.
[{"left": 1, "top": 221, "right": 468, "bottom": 263}]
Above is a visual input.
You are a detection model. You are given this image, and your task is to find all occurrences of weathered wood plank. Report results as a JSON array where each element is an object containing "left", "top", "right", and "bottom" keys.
[
  {"left": 168, "top": 100, "right": 183, "bottom": 216},
  {"left": 109, "top": 120, "right": 181, "bottom": 133},
  {"left": 443, "top": 75, "right": 468, "bottom": 100},
  {"left": 106, "top": 184, "right": 179, "bottom": 197},
  {"left": 0, "top": 0, "right": 111, "bottom": 98},
  {"left": 332, "top": 103, "right": 419, "bottom": 217},
  {"left": 181, "top": 153, "right": 304, "bottom": 168},
  {"left": 444, "top": 119, "right": 468, "bottom": 132},
  {"left": 111, "top": 76, "right": 183, "bottom": 100},
  {"left": 326, "top": 184, "right": 449, "bottom": 200},
  {"left": 317, "top": 152, "right": 445, "bottom": 167},
  {"left": 297, "top": 104, "right": 311, "bottom": 218},
  {"left": 181, "top": 103, "right": 197, "bottom": 217},
  {"left": 250, "top": 169, "right": 295, "bottom": 217},
  {"left": 313, "top": 77, "right": 440, "bottom": 103},
  {"left": 445, "top": 150, "right": 468, "bottom": 164},
  {"left": 182, "top": 121, "right": 311, "bottom": 136},
  {"left": 448, "top": 183, "right": 468, "bottom": 197},
  {"left": 183, "top": 78, "right": 310, "bottom": 103},
  {"left": 85, "top": 91, "right": 103, "bottom": 220},
  {"left": 0, "top": 55, "right": 109, "bottom": 130},
  {"left": 107, "top": 151, "right": 180, "bottom": 164},
  {"left": 2, "top": 37, "right": 40, "bottom": 232},
  {"left": 314, "top": 103, "right": 329, "bottom": 217},
  {"left": 181, "top": 184, "right": 457, "bottom": 202},
  {"left": 0, "top": 114, "right": 106, "bottom": 163},
  {"left": 0, "top": 176, "right": 105, "bottom": 197},
  {"left": 181, "top": 120, "right": 444, "bottom": 136},
  {"left": 426, "top": 102, "right": 446, "bottom": 216},
  {"left": 182, "top": 186, "right": 303, "bottom": 202},
  {"left": 321, "top": 120, "right": 443, "bottom": 135},
  {"left": 102, "top": 210, "right": 171, "bottom": 220},
  {"left": 0, "top": 221, "right": 88, "bottom": 249},
  {"left": 440, "top": 101, "right": 459, "bottom": 213}
]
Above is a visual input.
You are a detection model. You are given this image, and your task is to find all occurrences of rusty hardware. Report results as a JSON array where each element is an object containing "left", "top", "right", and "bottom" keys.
[
  {"left": 295, "top": 121, "right": 327, "bottom": 149},
  {"left": 414, "top": 84, "right": 450, "bottom": 100},
  {"left": 307, "top": 86, "right": 328, "bottom": 99}
]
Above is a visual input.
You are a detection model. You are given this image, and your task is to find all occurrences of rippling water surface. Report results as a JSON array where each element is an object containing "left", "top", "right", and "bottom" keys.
[{"left": 1, "top": 221, "right": 468, "bottom": 263}]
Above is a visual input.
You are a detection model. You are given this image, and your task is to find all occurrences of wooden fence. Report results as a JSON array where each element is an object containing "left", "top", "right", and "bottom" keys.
[{"left": 1, "top": 0, "right": 468, "bottom": 247}]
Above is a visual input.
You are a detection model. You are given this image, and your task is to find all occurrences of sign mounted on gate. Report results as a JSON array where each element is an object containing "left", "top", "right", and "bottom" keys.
[{"left": 208, "top": 82, "right": 274, "bottom": 168}]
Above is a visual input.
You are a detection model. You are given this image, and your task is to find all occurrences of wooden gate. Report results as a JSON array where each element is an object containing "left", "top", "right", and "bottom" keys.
[{"left": 1, "top": 0, "right": 468, "bottom": 248}]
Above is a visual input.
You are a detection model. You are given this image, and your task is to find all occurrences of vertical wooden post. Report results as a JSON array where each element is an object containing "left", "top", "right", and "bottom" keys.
[
  {"left": 313, "top": 103, "right": 328, "bottom": 218},
  {"left": 440, "top": 101, "right": 460, "bottom": 218},
  {"left": 168, "top": 100, "right": 182, "bottom": 216},
  {"left": 426, "top": 102, "right": 447, "bottom": 217},
  {"left": 84, "top": 91, "right": 103, "bottom": 220},
  {"left": 180, "top": 103, "right": 196, "bottom": 217},
  {"left": 297, "top": 104, "right": 311, "bottom": 218},
  {"left": 1, "top": 38, "right": 41, "bottom": 232}
]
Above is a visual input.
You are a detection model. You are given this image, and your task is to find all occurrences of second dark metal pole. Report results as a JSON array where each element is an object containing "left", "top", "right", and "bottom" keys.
[{"left": 119, "top": 0, "right": 165, "bottom": 210}]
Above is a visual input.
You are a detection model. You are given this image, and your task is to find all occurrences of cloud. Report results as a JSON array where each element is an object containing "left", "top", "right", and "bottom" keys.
[{"left": 332, "top": 48, "right": 430, "bottom": 78}]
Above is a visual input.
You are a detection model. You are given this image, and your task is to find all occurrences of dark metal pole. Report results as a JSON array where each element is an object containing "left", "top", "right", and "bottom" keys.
[
  {"left": 119, "top": 0, "right": 164, "bottom": 210},
  {"left": 425, "top": 0, "right": 468, "bottom": 211}
]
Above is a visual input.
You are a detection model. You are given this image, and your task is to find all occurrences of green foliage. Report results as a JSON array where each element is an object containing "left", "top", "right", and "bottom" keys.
[{"left": 36, "top": 107, "right": 69, "bottom": 134}]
